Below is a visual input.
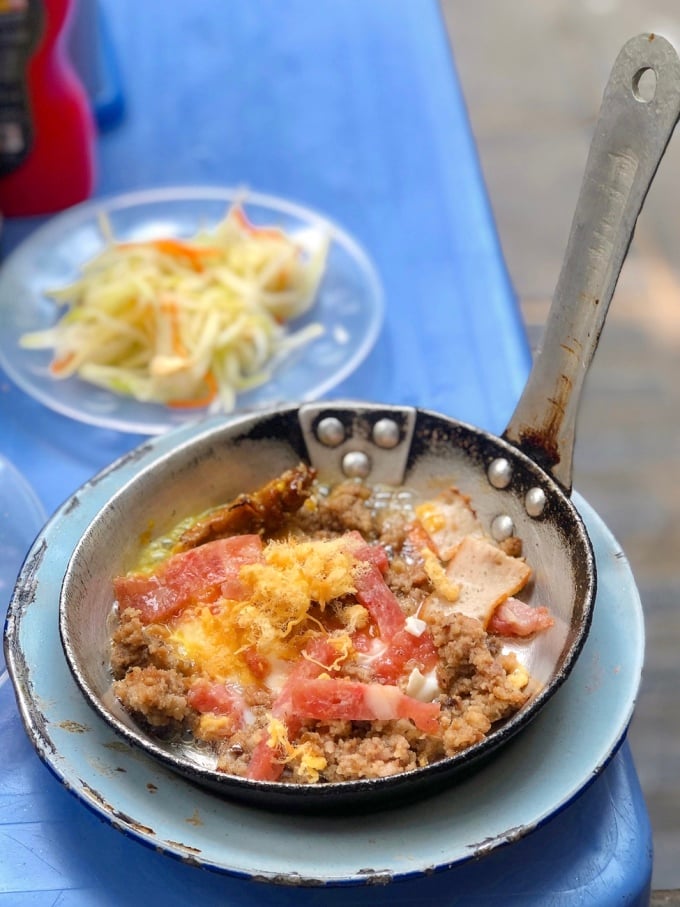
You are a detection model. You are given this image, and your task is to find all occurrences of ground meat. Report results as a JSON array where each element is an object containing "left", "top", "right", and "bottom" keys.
[
  {"left": 287, "top": 480, "right": 417, "bottom": 546},
  {"left": 111, "top": 608, "right": 197, "bottom": 729},
  {"left": 110, "top": 608, "right": 188, "bottom": 678},
  {"left": 109, "top": 468, "right": 538, "bottom": 785},
  {"left": 322, "top": 483, "right": 375, "bottom": 535},
  {"left": 215, "top": 710, "right": 272, "bottom": 776},
  {"left": 429, "top": 611, "right": 493, "bottom": 689},
  {"left": 266, "top": 719, "right": 421, "bottom": 783},
  {"left": 426, "top": 609, "right": 528, "bottom": 756},
  {"left": 373, "top": 509, "right": 412, "bottom": 552},
  {"left": 286, "top": 481, "right": 377, "bottom": 539},
  {"left": 384, "top": 556, "right": 430, "bottom": 604},
  {"left": 216, "top": 741, "right": 253, "bottom": 777},
  {"left": 322, "top": 730, "right": 419, "bottom": 780},
  {"left": 113, "top": 665, "right": 191, "bottom": 727}
]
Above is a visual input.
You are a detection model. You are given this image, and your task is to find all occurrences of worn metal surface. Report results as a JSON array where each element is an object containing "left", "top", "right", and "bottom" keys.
[
  {"left": 57, "top": 402, "right": 593, "bottom": 812},
  {"left": 505, "top": 33, "right": 680, "bottom": 491}
]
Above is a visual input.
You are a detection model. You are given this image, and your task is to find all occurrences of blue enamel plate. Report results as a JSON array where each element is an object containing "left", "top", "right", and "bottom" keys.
[{"left": 3, "top": 415, "right": 644, "bottom": 884}]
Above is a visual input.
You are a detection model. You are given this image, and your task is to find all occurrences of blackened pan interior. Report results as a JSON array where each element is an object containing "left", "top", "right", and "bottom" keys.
[{"left": 59, "top": 403, "right": 595, "bottom": 813}]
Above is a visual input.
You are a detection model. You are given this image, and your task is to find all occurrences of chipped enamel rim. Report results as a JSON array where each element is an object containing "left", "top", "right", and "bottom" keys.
[{"left": 3, "top": 413, "right": 643, "bottom": 885}]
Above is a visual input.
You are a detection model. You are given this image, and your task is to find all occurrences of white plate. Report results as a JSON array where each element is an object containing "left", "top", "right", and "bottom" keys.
[
  {"left": 0, "top": 187, "right": 383, "bottom": 435},
  {"left": 3, "top": 414, "right": 644, "bottom": 885}
]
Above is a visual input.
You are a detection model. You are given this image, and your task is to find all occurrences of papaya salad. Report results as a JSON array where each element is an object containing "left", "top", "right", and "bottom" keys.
[
  {"left": 20, "top": 205, "right": 329, "bottom": 411},
  {"left": 110, "top": 464, "right": 555, "bottom": 785}
]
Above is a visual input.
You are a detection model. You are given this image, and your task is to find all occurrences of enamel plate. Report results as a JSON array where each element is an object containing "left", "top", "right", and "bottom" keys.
[{"left": 3, "top": 419, "right": 644, "bottom": 885}]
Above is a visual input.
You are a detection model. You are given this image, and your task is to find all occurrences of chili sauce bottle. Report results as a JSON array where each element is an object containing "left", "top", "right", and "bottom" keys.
[{"left": 0, "top": 0, "right": 95, "bottom": 216}]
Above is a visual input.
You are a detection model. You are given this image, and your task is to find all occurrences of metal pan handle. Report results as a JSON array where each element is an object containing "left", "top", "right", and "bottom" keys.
[{"left": 503, "top": 33, "right": 680, "bottom": 494}]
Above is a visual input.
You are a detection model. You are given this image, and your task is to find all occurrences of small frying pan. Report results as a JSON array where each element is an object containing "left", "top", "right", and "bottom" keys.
[{"left": 58, "top": 34, "right": 680, "bottom": 812}]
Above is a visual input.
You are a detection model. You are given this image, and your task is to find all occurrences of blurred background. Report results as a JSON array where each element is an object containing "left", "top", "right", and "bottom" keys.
[{"left": 442, "top": 0, "right": 680, "bottom": 889}]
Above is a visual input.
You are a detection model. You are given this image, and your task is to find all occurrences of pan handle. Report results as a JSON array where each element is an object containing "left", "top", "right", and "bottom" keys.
[{"left": 503, "top": 33, "right": 680, "bottom": 494}]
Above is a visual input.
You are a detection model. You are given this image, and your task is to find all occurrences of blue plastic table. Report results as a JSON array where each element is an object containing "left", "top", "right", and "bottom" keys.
[{"left": 0, "top": 2, "right": 653, "bottom": 903}]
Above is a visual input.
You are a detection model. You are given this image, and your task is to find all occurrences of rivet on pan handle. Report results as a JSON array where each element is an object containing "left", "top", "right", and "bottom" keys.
[{"left": 503, "top": 33, "right": 680, "bottom": 494}]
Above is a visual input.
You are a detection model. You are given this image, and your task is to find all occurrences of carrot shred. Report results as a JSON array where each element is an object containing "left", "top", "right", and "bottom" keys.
[
  {"left": 160, "top": 298, "right": 187, "bottom": 357},
  {"left": 232, "top": 205, "right": 284, "bottom": 240},
  {"left": 168, "top": 370, "right": 218, "bottom": 409},
  {"left": 117, "top": 238, "right": 223, "bottom": 272},
  {"left": 49, "top": 351, "right": 77, "bottom": 375}
]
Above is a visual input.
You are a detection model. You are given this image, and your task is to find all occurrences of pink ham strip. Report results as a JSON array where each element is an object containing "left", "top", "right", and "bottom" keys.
[
  {"left": 289, "top": 677, "right": 440, "bottom": 735},
  {"left": 351, "top": 543, "right": 406, "bottom": 641},
  {"left": 188, "top": 678, "right": 246, "bottom": 716},
  {"left": 487, "top": 597, "right": 555, "bottom": 637},
  {"left": 246, "top": 637, "right": 339, "bottom": 781},
  {"left": 187, "top": 679, "right": 247, "bottom": 730},
  {"left": 370, "top": 626, "right": 439, "bottom": 683},
  {"left": 348, "top": 532, "right": 439, "bottom": 681},
  {"left": 113, "top": 534, "right": 263, "bottom": 623}
]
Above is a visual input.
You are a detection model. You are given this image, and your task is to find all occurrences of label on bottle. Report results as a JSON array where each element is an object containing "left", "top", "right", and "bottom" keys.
[{"left": 0, "top": 0, "right": 43, "bottom": 176}]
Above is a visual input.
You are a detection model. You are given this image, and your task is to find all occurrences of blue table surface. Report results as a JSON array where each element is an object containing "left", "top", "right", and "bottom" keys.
[{"left": 0, "top": 2, "right": 652, "bottom": 904}]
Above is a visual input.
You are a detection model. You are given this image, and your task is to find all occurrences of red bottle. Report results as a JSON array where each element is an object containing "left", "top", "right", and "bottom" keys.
[{"left": 0, "top": 0, "right": 95, "bottom": 216}]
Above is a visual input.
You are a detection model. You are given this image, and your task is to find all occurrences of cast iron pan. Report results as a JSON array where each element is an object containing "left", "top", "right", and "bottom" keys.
[{"left": 58, "top": 34, "right": 680, "bottom": 812}]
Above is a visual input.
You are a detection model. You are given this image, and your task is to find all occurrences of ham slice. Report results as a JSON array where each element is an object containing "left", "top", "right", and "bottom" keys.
[
  {"left": 414, "top": 487, "right": 484, "bottom": 561},
  {"left": 113, "top": 534, "right": 263, "bottom": 623},
  {"left": 350, "top": 534, "right": 439, "bottom": 681},
  {"left": 423, "top": 535, "right": 531, "bottom": 628},
  {"left": 288, "top": 677, "right": 441, "bottom": 735},
  {"left": 370, "top": 626, "right": 439, "bottom": 684},
  {"left": 187, "top": 679, "right": 247, "bottom": 724},
  {"left": 487, "top": 597, "right": 554, "bottom": 637},
  {"left": 353, "top": 561, "right": 406, "bottom": 640},
  {"left": 247, "top": 636, "right": 338, "bottom": 781}
]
